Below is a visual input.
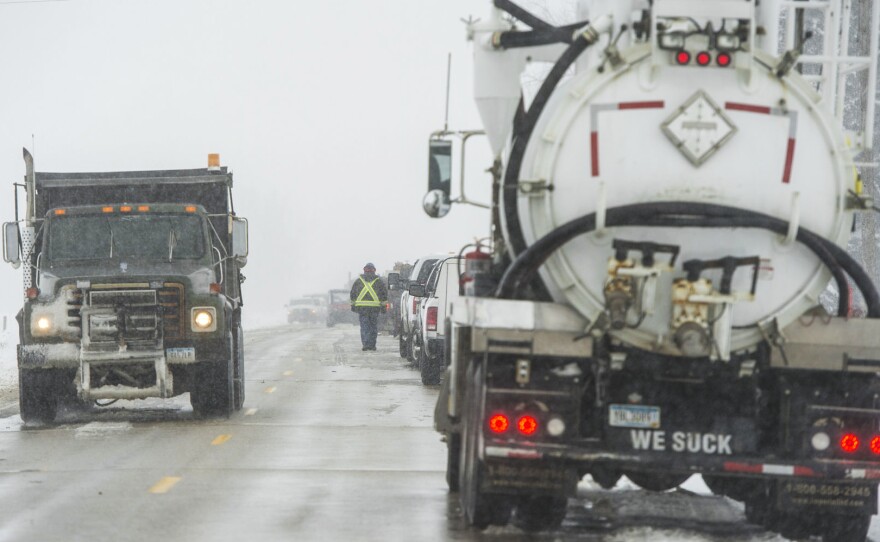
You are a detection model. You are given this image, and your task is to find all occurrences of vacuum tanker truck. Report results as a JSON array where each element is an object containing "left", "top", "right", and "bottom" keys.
[
  {"left": 428, "top": 1, "right": 880, "bottom": 540},
  {"left": 2, "top": 152, "right": 249, "bottom": 422}
]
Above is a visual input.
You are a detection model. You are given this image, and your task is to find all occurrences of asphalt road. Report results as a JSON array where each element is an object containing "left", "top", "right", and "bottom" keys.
[{"left": 0, "top": 324, "right": 805, "bottom": 541}]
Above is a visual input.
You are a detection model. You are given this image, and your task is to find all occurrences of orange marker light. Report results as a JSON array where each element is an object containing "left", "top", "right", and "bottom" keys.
[
  {"left": 138, "top": 205, "right": 150, "bottom": 212},
  {"left": 120, "top": 205, "right": 132, "bottom": 212},
  {"left": 102, "top": 206, "right": 114, "bottom": 213},
  {"left": 54, "top": 209, "right": 66, "bottom": 216},
  {"left": 185, "top": 206, "right": 197, "bottom": 213}
]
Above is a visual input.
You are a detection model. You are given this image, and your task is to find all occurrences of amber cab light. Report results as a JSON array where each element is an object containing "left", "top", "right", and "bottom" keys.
[
  {"left": 488, "top": 414, "right": 510, "bottom": 434},
  {"left": 53, "top": 209, "right": 66, "bottom": 216},
  {"left": 138, "top": 205, "right": 150, "bottom": 212},
  {"left": 517, "top": 415, "right": 539, "bottom": 436},
  {"left": 840, "top": 433, "right": 860, "bottom": 453},
  {"left": 209, "top": 283, "right": 222, "bottom": 294},
  {"left": 120, "top": 205, "right": 132, "bottom": 212}
]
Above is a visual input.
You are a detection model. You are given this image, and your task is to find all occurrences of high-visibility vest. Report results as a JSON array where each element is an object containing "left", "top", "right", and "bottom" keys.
[{"left": 354, "top": 277, "right": 381, "bottom": 308}]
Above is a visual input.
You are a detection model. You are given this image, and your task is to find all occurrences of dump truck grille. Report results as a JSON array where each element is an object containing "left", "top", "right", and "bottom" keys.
[{"left": 158, "top": 283, "right": 185, "bottom": 339}]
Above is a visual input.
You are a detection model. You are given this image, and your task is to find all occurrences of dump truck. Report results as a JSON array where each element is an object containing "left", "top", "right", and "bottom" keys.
[{"left": 3, "top": 151, "right": 248, "bottom": 422}]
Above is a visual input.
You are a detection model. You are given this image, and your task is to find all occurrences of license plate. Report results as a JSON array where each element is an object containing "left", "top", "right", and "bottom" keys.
[
  {"left": 166, "top": 347, "right": 196, "bottom": 362},
  {"left": 609, "top": 404, "right": 661, "bottom": 429}
]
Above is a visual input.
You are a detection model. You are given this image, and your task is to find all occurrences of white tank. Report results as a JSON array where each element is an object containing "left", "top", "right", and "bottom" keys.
[{"left": 509, "top": 40, "right": 855, "bottom": 354}]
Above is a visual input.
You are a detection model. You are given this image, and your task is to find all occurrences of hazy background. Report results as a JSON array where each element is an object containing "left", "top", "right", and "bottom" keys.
[{"left": 0, "top": 0, "right": 550, "bottom": 329}]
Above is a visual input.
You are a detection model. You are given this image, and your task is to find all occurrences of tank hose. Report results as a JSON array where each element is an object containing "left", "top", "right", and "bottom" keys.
[{"left": 495, "top": 202, "right": 876, "bottom": 318}]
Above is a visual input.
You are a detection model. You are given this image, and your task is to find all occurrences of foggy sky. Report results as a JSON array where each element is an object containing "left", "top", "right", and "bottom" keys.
[{"left": 0, "top": 0, "right": 524, "bottom": 328}]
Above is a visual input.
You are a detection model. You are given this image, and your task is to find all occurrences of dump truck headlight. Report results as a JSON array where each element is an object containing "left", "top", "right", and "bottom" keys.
[
  {"left": 191, "top": 307, "right": 217, "bottom": 332},
  {"left": 35, "top": 315, "right": 52, "bottom": 333}
]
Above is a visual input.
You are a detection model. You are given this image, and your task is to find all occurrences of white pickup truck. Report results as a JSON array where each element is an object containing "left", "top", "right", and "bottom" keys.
[
  {"left": 410, "top": 256, "right": 462, "bottom": 385},
  {"left": 397, "top": 254, "right": 444, "bottom": 361}
]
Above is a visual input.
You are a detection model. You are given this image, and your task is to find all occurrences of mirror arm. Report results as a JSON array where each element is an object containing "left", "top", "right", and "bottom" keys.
[{"left": 451, "top": 130, "right": 491, "bottom": 210}]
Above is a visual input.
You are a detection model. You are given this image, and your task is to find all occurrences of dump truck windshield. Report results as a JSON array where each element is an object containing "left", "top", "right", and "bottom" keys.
[{"left": 47, "top": 214, "right": 207, "bottom": 262}]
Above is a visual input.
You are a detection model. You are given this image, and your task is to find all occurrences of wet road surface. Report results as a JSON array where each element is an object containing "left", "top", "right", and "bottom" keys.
[{"left": 0, "top": 324, "right": 822, "bottom": 541}]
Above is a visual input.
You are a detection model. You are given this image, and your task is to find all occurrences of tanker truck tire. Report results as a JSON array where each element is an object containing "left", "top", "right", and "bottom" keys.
[
  {"left": 511, "top": 495, "right": 568, "bottom": 533},
  {"left": 821, "top": 514, "right": 871, "bottom": 542},
  {"left": 446, "top": 432, "right": 460, "bottom": 492},
  {"left": 19, "top": 368, "right": 59, "bottom": 424},
  {"left": 460, "top": 361, "right": 511, "bottom": 529},
  {"left": 191, "top": 335, "right": 234, "bottom": 418},
  {"left": 625, "top": 471, "right": 691, "bottom": 492}
]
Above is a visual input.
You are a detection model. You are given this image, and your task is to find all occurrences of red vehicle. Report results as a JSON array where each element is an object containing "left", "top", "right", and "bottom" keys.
[{"left": 326, "top": 289, "right": 357, "bottom": 326}]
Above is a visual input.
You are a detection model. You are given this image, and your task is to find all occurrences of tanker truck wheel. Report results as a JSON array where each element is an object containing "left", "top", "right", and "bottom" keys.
[
  {"left": 446, "top": 432, "right": 460, "bottom": 492},
  {"left": 460, "top": 361, "right": 511, "bottom": 529},
  {"left": 191, "top": 335, "right": 234, "bottom": 418},
  {"left": 625, "top": 471, "right": 691, "bottom": 492},
  {"left": 821, "top": 514, "right": 871, "bottom": 542},
  {"left": 18, "top": 368, "right": 60, "bottom": 424},
  {"left": 511, "top": 495, "right": 568, "bottom": 533}
]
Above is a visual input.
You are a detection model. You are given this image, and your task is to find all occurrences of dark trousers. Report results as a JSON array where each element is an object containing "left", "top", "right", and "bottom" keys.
[{"left": 358, "top": 310, "right": 379, "bottom": 348}]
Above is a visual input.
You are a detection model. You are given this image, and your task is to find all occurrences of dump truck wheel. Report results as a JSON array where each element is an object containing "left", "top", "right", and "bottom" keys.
[
  {"left": 191, "top": 335, "right": 234, "bottom": 418},
  {"left": 512, "top": 495, "right": 568, "bottom": 532},
  {"left": 19, "top": 368, "right": 59, "bottom": 424}
]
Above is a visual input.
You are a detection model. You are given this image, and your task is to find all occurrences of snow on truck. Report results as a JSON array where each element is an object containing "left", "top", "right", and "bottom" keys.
[
  {"left": 427, "top": 0, "right": 880, "bottom": 540},
  {"left": 2, "top": 151, "right": 249, "bottom": 422}
]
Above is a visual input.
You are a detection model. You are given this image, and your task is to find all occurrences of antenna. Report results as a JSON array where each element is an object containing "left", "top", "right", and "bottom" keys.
[
  {"left": 444, "top": 53, "right": 452, "bottom": 133},
  {"left": 31, "top": 134, "right": 34, "bottom": 157}
]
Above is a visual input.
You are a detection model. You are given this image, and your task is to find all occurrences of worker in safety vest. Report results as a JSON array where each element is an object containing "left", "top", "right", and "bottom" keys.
[{"left": 350, "top": 262, "right": 388, "bottom": 351}]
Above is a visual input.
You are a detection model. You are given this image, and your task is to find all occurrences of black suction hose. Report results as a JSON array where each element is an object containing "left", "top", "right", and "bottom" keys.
[
  {"left": 495, "top": 202, "right": 875, "bottom": 318},
  {"left": 493, "top": 0, "right": 558, "bottom": 32},
  {"left": 502, "top": 32, "right": 595, "bottom": 257},
  {"left": 495, "top": 21, "right": 591, "bottom": 49}
]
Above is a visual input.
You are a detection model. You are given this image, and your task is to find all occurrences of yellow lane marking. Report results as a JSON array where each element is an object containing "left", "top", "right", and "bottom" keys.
[
  {"left": 294, "top": 357, "right": 303, "bottom": 362},
  {"left": 149, "top": 476, "right": 181, "bottom": 494},
  {"left": 264, "top": 386, "right": 276, "bottom": 394},
  {"left": 245, "top": 408, "right": 258, "bottom": 416},
  {"left": 211, "top": 434, "right": 232, "bottom": 446},
  {"left": 283, "top": 370, "right": 294, "bottom": 377}
]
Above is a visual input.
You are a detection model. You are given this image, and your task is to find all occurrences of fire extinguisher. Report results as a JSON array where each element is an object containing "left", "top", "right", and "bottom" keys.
[{"left": 461, "top": 245, "right": 491, "bottom": 297}]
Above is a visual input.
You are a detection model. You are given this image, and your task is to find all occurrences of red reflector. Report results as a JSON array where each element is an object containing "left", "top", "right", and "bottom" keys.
[
  {"left": 488, "top": 414, "right": 509, "bottom": 434},
  {"left": 26, "top": 287, "right": 39, "bottom": 299},
  {"left": 723, "top": 462, "right": 762, "bottom": 474},
  {"left": 209, "top": 282, "right": 222, "bottom": 294},
  {"left": 675, "top": 50, "right": 691, "bottom": 65},
  {"left": 840, "top": 433, "right": 860, "bottom": 453},
  {"left": 696, "top": 51, "right": 711, "bottom": 66},
  {"left": 426, "top": 307, "right": 438, "bottom": 331},
  {"left": 412, "top": 299, "right": 418, "bottom": 315},
  {"left": 716, "top": 52, "right": 732, "bottom": 67},
  {"left": 870, "top": 436, "right": 880, "bottom": 455},
  {"left": 517, "top": 415, "right": 538, "bottom": 436}
]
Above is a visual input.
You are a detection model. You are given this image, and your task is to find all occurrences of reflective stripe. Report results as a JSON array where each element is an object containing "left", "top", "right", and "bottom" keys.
[{"left": 354, "top": 277, "right": 381, "bottom": 307}]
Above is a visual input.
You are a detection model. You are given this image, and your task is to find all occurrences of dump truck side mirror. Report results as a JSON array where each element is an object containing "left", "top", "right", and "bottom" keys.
[
  {"left": 2, "top": 222, "right": 20, "bottom": 268},
  {"left": 231, "top": 217, "right": 248, "bottom": 262},
  {"left": 387, "top": 272, "right": 400, "bottom": 290},
  {"left": 424, "top": 139, "right": 452, "bottom": 218}
]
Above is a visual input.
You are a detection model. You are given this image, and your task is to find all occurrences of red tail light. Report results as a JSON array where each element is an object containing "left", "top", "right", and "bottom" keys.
[
  {"left": 716, "top": 52, "right": 732, "bottom": 67},
  {"left": 412, "top": 299, "right": 418, "bottom": 315},
  {"left": 840, "top": 433, "right": 860, "bottom": 453},
  {"left": 517, "top": 415, "right": 539, "bottom": 436},
  {"left": 870, "top": 436, "right": 880, "bottom": 455},
  {"left": 675, "top": 50, "right": 690, "bottom": 65},
  {"left": 696, "top": 51, "right": 711, "bottom": 66},
  {"left": 426, "top": 307, "right": 438, "bottom": 331},
  {"left": 488, "top": 414, "right": 510, "bottom": 434}
]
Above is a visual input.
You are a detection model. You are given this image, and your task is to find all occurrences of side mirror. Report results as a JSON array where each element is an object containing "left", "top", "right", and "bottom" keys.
[
  {"left": 231, "top": 217, "right": 248, "bottom": 262},
  {"left": 422, "top": 189, "right": 451, "bottom": 219},
  {"left": 425, "top": 139, "right": 452, "bottom": 219},
  {"left": 408, "top": 284, "right": 427, "bottom": 298},
  {"left": 387, "top": 272, "right": 400, "bottom": 290},
  {"left": 3, "top": 222, "right": 20, "bottom": 268}
]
